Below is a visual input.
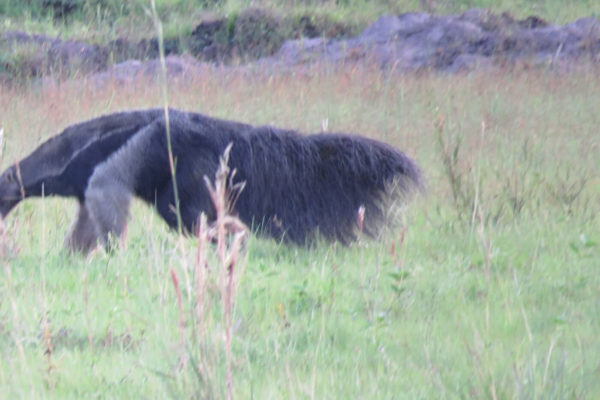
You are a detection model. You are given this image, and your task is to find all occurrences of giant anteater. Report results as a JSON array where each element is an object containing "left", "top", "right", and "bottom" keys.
[{"left": 0, "top": 108, "right": 421, "bottom": 253}]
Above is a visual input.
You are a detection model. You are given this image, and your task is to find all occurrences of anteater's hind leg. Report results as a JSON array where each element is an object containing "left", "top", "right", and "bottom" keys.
[{"left": 65, "top": 203, "right": 101, "bottom": 253}]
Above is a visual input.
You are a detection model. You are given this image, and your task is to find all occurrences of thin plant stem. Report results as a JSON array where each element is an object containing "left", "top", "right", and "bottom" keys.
[{"left": 149, "top": 0, "right": 183, "bottom": 235}]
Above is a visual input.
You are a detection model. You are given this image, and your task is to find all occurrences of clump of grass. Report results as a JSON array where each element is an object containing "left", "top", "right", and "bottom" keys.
[
  {"left": 0, "top": 41, "right": 44, "bottom": 80},
  {"left": 433, "top": 113, "right": 473, "bottom": 220},
  {"left": 546, "top": 165, "right": 590, "bottom": 216},
  {"left": 161, "top": 146, "right": 248, "bottom": 399}
]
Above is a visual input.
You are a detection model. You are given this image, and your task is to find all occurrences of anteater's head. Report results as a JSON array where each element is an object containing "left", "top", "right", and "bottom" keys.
[{"left": 0, "top": 165, "right": 23, "bottom": 218}]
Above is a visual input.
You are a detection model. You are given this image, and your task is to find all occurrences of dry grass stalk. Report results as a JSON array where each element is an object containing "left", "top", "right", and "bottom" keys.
[
  {"left": 3, "top": 261, "right": 26, "bottom": 365},
  {"left": 195, "top": 213, "right": 208, "bottom": 340},
  {"left": 81, "top": 270, "right": 93, "bottom": 355},
  {"left": 170, "top": 268, "right": 187, "bottom": 369},
  {"left": 357, "top": 205, "right": 365, "bottom": 237},
  {"left": 200, "top": 143, "right": 248, "bottom": 400}
]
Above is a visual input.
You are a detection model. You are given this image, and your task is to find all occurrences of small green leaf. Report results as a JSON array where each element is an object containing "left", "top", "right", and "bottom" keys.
[
  {"left": 389, "top": 271, "right": 410, "bottom": 281},
  {"left": 569, "top": 242, "right": 579, "bottom": 254},
  {"left": 391, "top": 285, "right": 405, "bottom": 296}
]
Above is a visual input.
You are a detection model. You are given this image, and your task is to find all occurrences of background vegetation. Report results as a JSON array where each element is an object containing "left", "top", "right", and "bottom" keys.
[
  {"left": 0, "top": 0, "right": 599, "bottom": 398},
  {"left": 1, "top": 0, "right": 599, "bottom": 41}
]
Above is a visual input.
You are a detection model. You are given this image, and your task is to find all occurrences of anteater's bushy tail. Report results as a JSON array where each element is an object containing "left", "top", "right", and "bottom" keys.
[{"left": 226, "top": 127, "right": 422, "bottom": 245}]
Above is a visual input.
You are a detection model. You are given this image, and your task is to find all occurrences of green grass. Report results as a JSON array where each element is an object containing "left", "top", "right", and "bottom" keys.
[{"left": 0, "top": 66, "right": 599, "bottom": 398}]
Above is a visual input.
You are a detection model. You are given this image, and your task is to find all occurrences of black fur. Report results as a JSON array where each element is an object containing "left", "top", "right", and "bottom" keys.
[{"left": 0, "top": 108, "right": 421, "bottom": 250}]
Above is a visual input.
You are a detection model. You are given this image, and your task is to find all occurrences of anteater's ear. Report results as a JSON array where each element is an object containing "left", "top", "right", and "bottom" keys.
[{"left": 5, "top": 169, "right": 14, "bottom": 184}]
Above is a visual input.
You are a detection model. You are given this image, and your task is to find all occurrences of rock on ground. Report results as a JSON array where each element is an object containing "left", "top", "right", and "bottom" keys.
[{"left": 264, "top": 9, "right": 600, "bottom": 72}]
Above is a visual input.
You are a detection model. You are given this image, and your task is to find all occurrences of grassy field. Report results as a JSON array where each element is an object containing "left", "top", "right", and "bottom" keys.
[{"left": 0, "top": 64, "right": 598, "bottom": 398}]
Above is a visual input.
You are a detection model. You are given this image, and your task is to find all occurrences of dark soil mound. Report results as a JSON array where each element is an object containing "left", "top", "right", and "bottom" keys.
[{"left": 187, "top": 9, "right": 354, "bottom": 63}]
